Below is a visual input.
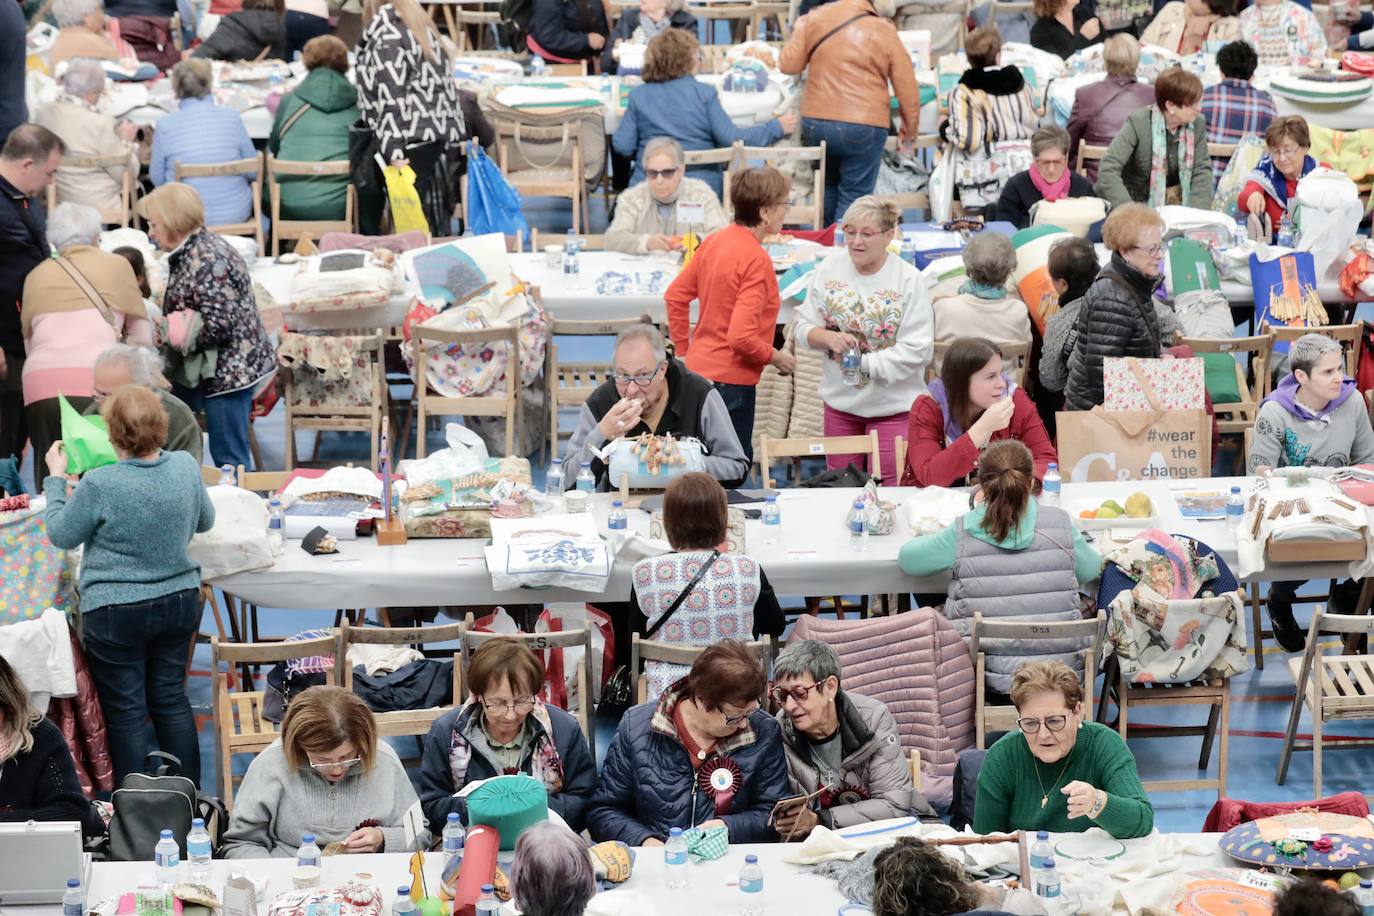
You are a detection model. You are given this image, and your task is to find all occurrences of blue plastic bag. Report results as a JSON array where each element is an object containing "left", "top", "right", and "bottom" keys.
[{"left": 466, "top": 141, "right": 529, "bottom": 238}]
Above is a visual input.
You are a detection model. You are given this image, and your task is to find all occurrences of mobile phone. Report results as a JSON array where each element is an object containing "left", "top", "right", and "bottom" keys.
[{"left": 769, "top": 794, "right": 810, "bottom": 823}]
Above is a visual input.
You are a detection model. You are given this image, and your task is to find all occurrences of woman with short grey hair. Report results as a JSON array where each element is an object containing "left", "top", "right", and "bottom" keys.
[
  {"left": 33, "top": 58, "right": 140, "bottom": 214},
  {"left": 510, "top": 822, "right": 596, "bottom": 916},
  {"left": 602, "top": 0, "right": 698, "bottom": 74},
  {"left": 605, "top": 135, "right": 727, "bottom": 254},
  {"left": 932, "top": 232, "right": 1030, "bottom": 351},
  {"left": 993, "top": 123, "right": 1098, "bottom": 229},
  {"left": 20, "top": 203, "right": 151, "bottom": 480},
  {"left": 49, "top": 0, "right": 134, "bottom": 67},
  {"left": 771, "top": 639, "right": 926, "bottom": 840},
  {"left": 1250, "top": 332, "right": 1374, "bottom": 651}
]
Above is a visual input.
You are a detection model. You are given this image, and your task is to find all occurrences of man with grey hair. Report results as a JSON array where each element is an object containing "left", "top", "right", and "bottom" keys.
[
  {"left": 561, "top": 320, "right": 749, "bottom": 489},
  {"left": 85, "top": 344, "right": 204, "bottom": 462},
  {"left": 1251, "top": 332, "right": 1374, "bottom": 650},
  {"left": 770, "top": 639, "right": 932, "bottom": 839},
  {"left": 605, "top": 136, "right": 727, "bottom": 254},
  {"left": 34, "top": 58, "right": 139, "bottom": 216}
]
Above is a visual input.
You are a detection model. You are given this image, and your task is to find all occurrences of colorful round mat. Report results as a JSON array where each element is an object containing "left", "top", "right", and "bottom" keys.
[
  {"left": 1219, "top": 814, "right": 1374, "bottom": 871},
  {"left": 1171, "top": 872, "right": 1277, "bottom": 916}
]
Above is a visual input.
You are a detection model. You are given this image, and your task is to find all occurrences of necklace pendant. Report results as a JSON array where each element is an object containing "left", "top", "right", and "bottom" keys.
[{"left": 1041, "top": 795, "right": 1048, "bottom": 809}]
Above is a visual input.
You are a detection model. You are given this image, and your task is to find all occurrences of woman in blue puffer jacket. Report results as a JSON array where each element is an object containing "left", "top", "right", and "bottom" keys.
[{"left": 587, "top": 640, "right": 791, "bottom": 845}]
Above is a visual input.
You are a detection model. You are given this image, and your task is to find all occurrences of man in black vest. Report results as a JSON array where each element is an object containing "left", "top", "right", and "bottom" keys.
[{"left": 563, "top": 322, "right": 749, "bottom": 490}]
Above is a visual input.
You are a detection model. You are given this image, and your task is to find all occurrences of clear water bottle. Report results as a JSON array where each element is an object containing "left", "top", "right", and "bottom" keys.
[
  {"left": 833, "top": 225, "right": 844, "bottom": 248},
  {"left": 847, "top": 499, "right": 867, "bottom": 552},
  {"left": 761, "top": 493, "right": 781, "bottom": 545},
  {"left": 63, "top": 878, "right": 84, "bottom": 916},
  {"left": 267, "top": 497, "right": 285, "bottom": 556},
  {"left": 1226, "top": 485, "right": 1244, "bottom": 529},
  {"left": 576, "top": 461, "right": 595, "bottom": 492},
  {"left": 441, "top": 812, "right": 465, "bottom": 867},
  {"left": 598, "top": 75, "right": 612, "bottom": 104},
  {"left": 392, "top": 887, "right": 416, "bottom": 916},
  {"left": 1034, "top": 857, "right": 1062, "bottom": 899},
  {"left": 217, "top": 463, "right": 236, "bottom": 487},
  {"left": 1029, "top": 830, "right": 1053, "bottom": 870},
  {"left": 1277, "top": 212, "right": 1294, "bottom": 247},
  {"left": 841, "top": 347, "right": 862, "bottom": 386},
  {"left": 530, "top": 55, "right": 547, "bottom": 77},
  {"left": 900, "top": 238, "right": 916, "bottom": 267},
  {"left": 297, "top": 833, "right": 321, "bottom": 868},
  {"left": 1042, "top": 462, "right": 1062, "bottom": 508},
  {"left": 664, "top": 826, "right": 689, "bottom": 889},
  {"left": 154, "top": 829, "right": 180, "bottom": 886},
  {"left": 1234, "top": 218, "right": 1248, "bottom": 249},
  {"left": 475, "top": 885, "right": 501, "bottom": 916},
  {"left": 186, "top": 818, "right": 212, "bottom": 885},
  {"left": 1354, "top": 879, "right": 1374, "bottom": 915},
  {"left": 545, "top": 457, "right": 564, "bottom": 496},
  {"left": 739, "top": 854, "right": 763, "bottom": 916},
  {"left": 563, "top": 228, "right": 580, "bottom": 275},
  {"left": 607, "top": 499, "right": 627, "bottom": 533},
  {"left": 269, "top": 70, "right": 284, "bottom": 94}
]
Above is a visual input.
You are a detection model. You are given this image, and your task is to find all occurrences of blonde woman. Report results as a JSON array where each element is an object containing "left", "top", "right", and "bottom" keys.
[
  {"left": 0, "top": 655, "right": 99, "bottom": 835},
  {"left": 223, "top": 686, "right": 428, "bottom": 857}
]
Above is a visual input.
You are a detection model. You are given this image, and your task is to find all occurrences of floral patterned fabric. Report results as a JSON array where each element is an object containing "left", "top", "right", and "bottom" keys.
[
  {"left": 447, "top": 699, "right": 566, "bottom": 793},
  {"left": 162, "top": 228, "right": 275, "bottom": 397},
  {"left": 403, "top": 293, "right": 548, "bottom": 399},
  {"left": 278, "top": 333, "right": 377, "bottom": 409},
  {"left": 0, "top": 507, "right": 78, "bottom": 625},
  {"left": 1102, "top": 356, "right": 1206, "bottom": 412}
]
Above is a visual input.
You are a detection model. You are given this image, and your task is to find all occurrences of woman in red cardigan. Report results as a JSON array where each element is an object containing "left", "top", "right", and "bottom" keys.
[{"left": 902, "top": 337, "right": 1057, "bottom": 487}]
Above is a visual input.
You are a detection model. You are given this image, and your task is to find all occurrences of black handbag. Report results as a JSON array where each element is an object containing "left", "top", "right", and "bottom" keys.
[
  {"left": 799, "top": 462, "right": 869, "bottom": 488},
  {"left": 108, "top": 753, "right": 228, "bottom": 862},
  {"left": 594, "top": 549, "right": 720, "bottom": 729}
]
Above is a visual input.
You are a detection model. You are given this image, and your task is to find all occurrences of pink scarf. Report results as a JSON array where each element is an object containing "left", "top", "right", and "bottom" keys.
[{"left": 1029, "top": 163, "right": 1071, "bottom": 203}]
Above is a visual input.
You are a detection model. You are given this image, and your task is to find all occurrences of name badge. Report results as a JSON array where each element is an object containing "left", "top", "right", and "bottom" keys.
[{"left": 677, "top": 201, "right": 706, "bottom": 225}]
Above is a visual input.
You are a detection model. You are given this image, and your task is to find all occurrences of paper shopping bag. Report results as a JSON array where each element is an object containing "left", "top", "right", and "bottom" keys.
[
  {"left": 59, "top": 394, "right": 118, "bottom": 474},
  {"left": 1103, "top": 356, "right": 1206, "bottom": 411},
  {"left": 1055, "top": 406, "right": 1211, "bottom": 482},
  {"left": 382, "top": 163, "right": 431, "bottom": 235}
]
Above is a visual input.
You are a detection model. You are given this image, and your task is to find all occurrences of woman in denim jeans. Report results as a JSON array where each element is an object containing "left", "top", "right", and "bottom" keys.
[{"left": 44, "top": 385, "right": 215, "bottom": 785}]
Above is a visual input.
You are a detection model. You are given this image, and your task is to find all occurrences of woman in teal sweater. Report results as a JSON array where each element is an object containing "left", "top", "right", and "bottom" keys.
[
  {"left": 974, "top": 661, "right": 1153, "bottom": 839},
  {"left": 267, "top": 35, "right": 358, "bottom": 222},
  {"left": 44, "top": 385, "right": 215, "bottom": 786}
]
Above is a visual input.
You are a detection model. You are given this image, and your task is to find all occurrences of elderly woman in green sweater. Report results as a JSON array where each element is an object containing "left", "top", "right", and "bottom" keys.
[{"left": 974, "top": 661, "right": 1153, "bottom": 839}]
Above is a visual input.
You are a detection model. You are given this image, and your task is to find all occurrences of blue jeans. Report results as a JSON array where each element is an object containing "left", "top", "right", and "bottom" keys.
[
  {"left": 174, "top": 384, "right": 253, "bottom": 470},
  {"left": 801, "top": 119, "right": 888, "bottom": 228},
  {"left": 713, "top": 382, "right": 757, "bottom": 470},
  {"left": 82, "top": 588, "right": 203, "bottom": 786}
]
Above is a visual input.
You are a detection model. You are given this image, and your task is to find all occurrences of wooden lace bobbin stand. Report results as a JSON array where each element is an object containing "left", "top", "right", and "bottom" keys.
[
  {"left": 923, "top": 832, "right": 1031, "bottom": 887},
  {"left": 377, "top": 415, "right": 408, "bottom": 546}
]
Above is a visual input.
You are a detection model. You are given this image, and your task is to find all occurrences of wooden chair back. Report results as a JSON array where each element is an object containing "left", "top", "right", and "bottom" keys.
[
  {"left": 873, "top": 135, "right": 941, "bottom": 215},
  {"left": 758, "top": 431, "right": 881, "bottom": 489},
  {"left": 1260, "top": 322, "right": 1363, "bottom": 395},
  {"left": 47, "top": 151, "right": 137, "bottom": 227},
  {"left": 338, "top": 619, "right": 463, "bottom": 738},
  {"left": 930, "top": 338, "right": 1032, "bottom": 384},
  {"left": 969, "top": 611, "right": 1104, "bottom": 748},
  {"left": 1179, "top": 335, "right": 1271, "bottom": 460},
  {"left": 631, "top": 635, "right": 774, "bottom": 704},
  {"left": 894, "top": 435, "right": 907, "bottom": 484},
  {"left": 175, "top": 154, "right": 265, "bottom": 254},
  {"left": 544, "top": 316, "right": 651, "bottom": 462},
  {"left": 1076, "top": 140, "right": 1109, "bottom": 178},
  {"left": 211, "top": 631, "right": 341, "bottom": 805},
  {"left": 683, "top": 143, "right": 743, "bottom": 170},
  {"left": 492, "top": 120, "right": 586, "bottom": 233},
  {"left": 528, "top": 229, "right": 606, "bottom": 251},
  {"left": 282, "top": 333, "right": 387, "bottom": 471},
  {"left": 411, "top": 323, "right": 520, "bottom": 458},
  {"left": 267, "top": 156, "right": 355, "bottom": 256},
  {"left": 725, "top": 143, "right": 826, "bottom": 229}
]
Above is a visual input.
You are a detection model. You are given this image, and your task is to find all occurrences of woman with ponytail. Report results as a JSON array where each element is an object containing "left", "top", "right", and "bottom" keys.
[{"left": 898, "top": 440, "right": 1103, "bottom": 696}]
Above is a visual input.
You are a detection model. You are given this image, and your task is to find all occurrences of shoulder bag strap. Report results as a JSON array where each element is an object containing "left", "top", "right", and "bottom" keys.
[
  {"left": 1081, "top": 83, "right": 1135, "bottom": 128},
  {"left": 806, "top": 11, "right": 875, "bottom": 61},
  {"left": 644, "top": 548, "right": 721, "bottom": 640},
  {"left": 53, "top": 256, "right": 118, "bottom": 332},
  {"left": 277, "top": 102, "right": 313, "bottom": 141}
]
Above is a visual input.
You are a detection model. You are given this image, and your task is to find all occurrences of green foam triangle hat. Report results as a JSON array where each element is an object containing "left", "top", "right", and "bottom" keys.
[{"left": 59, "top": 394, "right": 118, "bottom": 475}]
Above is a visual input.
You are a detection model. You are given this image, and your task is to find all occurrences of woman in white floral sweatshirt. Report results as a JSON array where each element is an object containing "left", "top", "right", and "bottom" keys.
[{"left": 793, "top": 196, "right": 933, "bottom": 483}]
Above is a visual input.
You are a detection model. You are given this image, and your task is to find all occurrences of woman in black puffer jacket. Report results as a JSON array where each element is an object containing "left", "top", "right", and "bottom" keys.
[
  {"left": 193, "top": 0, "right": 286, "bottom": 60},
  {"left": 1063, "top": 203, "right": 1171, "bottom": 411}
]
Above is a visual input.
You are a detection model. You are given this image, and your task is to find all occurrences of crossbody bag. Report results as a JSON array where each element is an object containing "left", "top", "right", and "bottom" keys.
[
  {"left": 806, "top": 10, "right": 875, "bottom": 61},
  {"left": 53, "top": 256, "right": 122, "bottom": 335}
]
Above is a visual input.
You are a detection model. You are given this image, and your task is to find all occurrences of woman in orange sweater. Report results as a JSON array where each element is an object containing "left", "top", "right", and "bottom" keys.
[{"left": 665, "top": 166, "right": 795, "bottom": 464}]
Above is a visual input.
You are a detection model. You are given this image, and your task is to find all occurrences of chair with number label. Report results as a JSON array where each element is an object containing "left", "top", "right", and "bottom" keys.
[{"left": 630, "top": 635, "right": 774, "bottom": 704}]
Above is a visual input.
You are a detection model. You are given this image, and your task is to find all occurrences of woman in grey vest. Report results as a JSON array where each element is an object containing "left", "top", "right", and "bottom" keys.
[{"left": 898, "top": 440, "right": 1103, "bottom": 694}]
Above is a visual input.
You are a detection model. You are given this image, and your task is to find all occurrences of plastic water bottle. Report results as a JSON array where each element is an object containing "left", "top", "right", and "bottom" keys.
[
  {"left": 664, "top": 826, "right": 689, "bottom": 889},
  {"left": 1278, "top": 212, "right": 1294, "bottom": 247},
  {"left": 1354, "top": 879, "right": 1374, "bottom": 915},
  {"left": 563, "top": 228, "right": 580, "bottom": 275},
  {"left": 607, "top": 499, "right": 628, "bottom": 540},
  {"left": 739, "top": 854, "right": 764, "bottom": 915},
  {"left": 576, "top": 461, "right": 595, "bottom": 492},
  {"left": 848, "top": 499, "right": 867, "bottom": 552},
  {"left": 761, "top": 493, "right": 781, "bottom": 545},
  {"left": 297, "top": 833, "right": 321, "bottom": 868},
  {"left": 269, "top": 70, "right": 284, "bottom": 94},
  {"left": 63, "top": 878, "right": 84, "bottom": 916},
  {"left": 392, "top": 887, "right": 416, "bottom": 916},
  {"left": 841, "top": 347, "right": 862, "bottom": 386},
  {"left": 217, "top": 463, "right": 236, "bottom": 487},
  {"left": 186, "top": 818, "right": 212, "bottom": 884},
  {"left": 1226, "top": 485, "right": 1245, "bottom": 529},
  {"left": 1234, "top": 218, "right": 1248, "bottom": 249},
  {"left": 1035, "top": 857, "right": 1062, "bottom": 899},
  {"left": 1030, "top": 830, "right": 1053, "bottom": 870},
  {"left": 475, "top": 885, "right": 501, "bottom": 916},
  {"left": 530, "top": 55, "right": 547, "bottom": 77},
  {"left": 545, "top": 457, "right": 564, "bottom": 496},
  {"left": 833, "top": 225, "right": 844, "bottom": 248},
  {"left": 441, "top": 812, "right": 465, "bottom": 867},
  {"left": 598, "top": 75, "right": 612, "bottom": 104},
  {"left": 900, "top": 238, "right": 916, "bottom": 267},
  {"left": 154, "top": 829, "right": 179, "bottom": 886},
  {"left": 267, "top": 497, "right": 285, "bottom": 556},
  {"left": 1042, "top": 462, "right": 1062, "bottom": 508}
]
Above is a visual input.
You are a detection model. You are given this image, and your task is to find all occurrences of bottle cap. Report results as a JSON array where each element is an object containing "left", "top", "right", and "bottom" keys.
[
  {"left": 447, "top": 812, "right": 459, "bottom": 823},
  {"left": 612, "top": 500, "right": 623, "bottom": 508},
  {"left": 302, "top": 833, "right": 315, "bottom": 843},
  {"left": 68, "top": 879, "right": 80, "bottom": 888},
  {"left": 1047, "top": 462, "right": 1058, "bottom": 471},
  {"left": 1044, "top": 857, "right": 1056, "bottom": 868},
  {"left": 160, "top": 829, "right": 173, "bottom": 838},
  {"left": 192, "top": 818, "right": 205, "bottom": 828},
  {"left": 552, "top": 458, "right": 562, "bottom": 464},
  {"left": 669, "top": 826, "right": 683, "bottom": 836},
  {"left": 1364, "top": 880, "right": 1373, "bottom": 888},
  {"left": 766, "top": 494, "right": 776, "bottom": 502},
  {"left": 1231, "top": 486, "right": 1241, "bottom": 493},
  {"left": 745, "top": 854, "right": 758, "bottom": 864},
  {"left": 582, "top": 461, "right": 591, "bottom": 467},
  {"left": 481, "top": 885, "right": 494, "bottom": 893},
  {"left": 397, "top": 886, "right": 410, "bottom": 896},
  {"left": 1037, "top": 830, "right": 1048, "bottom": 839}
]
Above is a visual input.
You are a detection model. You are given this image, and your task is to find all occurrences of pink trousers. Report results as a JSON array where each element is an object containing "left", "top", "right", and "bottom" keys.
[{"left": 823, "top": 404, "right": 908, "bottom": 484}]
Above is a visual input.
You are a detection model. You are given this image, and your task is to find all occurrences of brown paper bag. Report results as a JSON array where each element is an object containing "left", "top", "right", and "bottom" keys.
[{"left": 1056, "top": 361, "right": 1211, "bottom": 482}]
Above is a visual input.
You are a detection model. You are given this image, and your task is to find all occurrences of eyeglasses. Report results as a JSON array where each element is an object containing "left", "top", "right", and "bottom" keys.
[
  {"left": 841, "top": 227, "right": 886, "bottom": 242},
  {"left": 92, "top": 387, "right": 112, "bottom": 403},
  {"left": 720, "top": 704, "right": 759, "bottom": 726},
  {"left": 1271, "top": 144, "right": 1305, "bottom": 160},
  {"left": 611, "top": 364, "right": 662, "bottom": 387},
  {"left": 1131, "top": 244, "right": 1165, "bottom": 257},
  {"left": 1016, "top": 715, "right": 1069, "bottom": 735},
  {"left": 307, "top": 755, "right": 361, "bottom": 771},
  {"left": 645, "top": 167, "right": 680, "bottom": 180},
  {"left": 482, "top": 697, "right": 536, "bottom": 715},
  {"left": 770, "top": 680, "right": 828, "bottom": 705},
  {"left": 1035, "top": 156, "right": 1066, "bottom": 168}
]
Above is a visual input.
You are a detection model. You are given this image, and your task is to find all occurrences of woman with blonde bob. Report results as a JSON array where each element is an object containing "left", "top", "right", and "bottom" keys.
[
  {"left": 44, "top": 385, "right": 215, "bottom": 785},
  {"left": 223, "top": 686, "right": 427, "bottom": 858},
  {"left": 0, "top": 655, "right": 100, "bottom": 835}
]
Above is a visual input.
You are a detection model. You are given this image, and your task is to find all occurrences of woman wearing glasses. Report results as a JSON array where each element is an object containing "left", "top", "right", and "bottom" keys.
[
  {"left": 974, "top": 661, "right": 1153, "bottom": 839},
  {"left": 1239, "top": 117, "right": 1323, "bottom": 244},
  {"left": 588, "top": 640, "right": 791, "bottom": 846},
  {"left": 1062, "top": 203, "right": 1172, "bottom": 411},
  {"left": 793, "top": 196, "right": 932, "bottom": 485},
  {"left": 1094, "top": 67, "right": 1213, "bottom": 211},
  {"left": 419, "top": 638, "right": 597, "bottom": 836},
  {"left": 222, "top": 686, "right": 427, "bottom": 857}
]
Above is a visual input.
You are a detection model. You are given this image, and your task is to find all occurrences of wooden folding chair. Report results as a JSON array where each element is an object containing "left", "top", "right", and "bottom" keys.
[
  {"left": 757, "top": 432, "right": 881, "bottom": 489},
  {"left": 492, "top": 119, "right": 587, "bottom": 233},
  {"left": 339, "top": 619, "right": 463, "bottom": 756},
  {"left": 1277, "top": 606, "right": 1374, "bottom": 796},
  {"left": 930, "top": 339, "right": 1032, "bottom": 387},
  {"left": 543, "top": 316, "right": 650, "bottom": 462},
  {"left": 175, "top": 154, "right": 265, "bottom": 255},
  {"left": 682, "top": 143, "right": 743, "bottom": 172},
  {"left": 406, "top": 323, "right": 520, "bottom": 458},
  {"left": 1178, "top": 334, "right": 1271, "bottom": 474},
  {"left": 281, "top": 333, "right": 387, "bottom": 471},
  {"left": 1075, "top": 140, "right": 1109, "bottom": 178},
  {"left": 688, "top": 0, "right": 755, "bottom": 43},
  {"left": 970, "top": 611, "right": 1104, "bottom": 749},
  {"left": 748, "top": 5, "right": 789, "bottom": 39},
  {"left": 894, "top": 435, "right": 908, "bottom": 485},
  {"left": 212, "top": 631, "right": 341, "bottom": 806},
  {"left": 47, "top": 151, "right": 138, "bottom": 226},
  {"left": 1259, "top": 322, "right": 1363, "bottom": 397},
  {"left": 631, "top": 635, "right": 774, "bottom": 704},
  {"left": 267, "top": 156, "right": 356, "bottom": 255},
  {"left": 726, "top": 143, "right": 826, "bottom": 229},
  {"left": 873, "top": 135, "right": 941, "bottom": 217}
]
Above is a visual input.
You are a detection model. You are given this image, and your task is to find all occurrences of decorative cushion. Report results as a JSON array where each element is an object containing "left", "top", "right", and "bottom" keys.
[{"left": 465, "top": 774, "right": 550, "bottom": 850}]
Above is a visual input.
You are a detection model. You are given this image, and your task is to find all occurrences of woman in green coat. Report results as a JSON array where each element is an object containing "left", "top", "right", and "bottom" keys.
[{"left": 268, "top": 35, "right": 358, "bottom": 222}]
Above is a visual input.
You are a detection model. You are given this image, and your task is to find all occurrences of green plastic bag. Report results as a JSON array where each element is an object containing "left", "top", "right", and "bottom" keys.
[{"left": 59, "top": 394, "right": 118, "bottom": 474}]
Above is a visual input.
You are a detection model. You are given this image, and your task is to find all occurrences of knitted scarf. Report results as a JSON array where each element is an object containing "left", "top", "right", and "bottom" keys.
[
  {"left": 958, "top": 280, "right": 1011, "bottom": 300},
  {"left": 1148, "top": 106, "right": 1197, "bottom": 209},
  {"left": 633, "top": 13, "right": 673, "bottom": 42},
  {"left": 1028, "top": 161, "right": 1071, "bottom": 202}
]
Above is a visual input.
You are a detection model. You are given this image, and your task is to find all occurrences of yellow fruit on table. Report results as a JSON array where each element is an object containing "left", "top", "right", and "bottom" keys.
[
  {"left": 1125, "top": 492, "right": 1154, "bottom": 518},
  {"left": 1096, "top": 505, "right": 1122, "bottom": 519}
]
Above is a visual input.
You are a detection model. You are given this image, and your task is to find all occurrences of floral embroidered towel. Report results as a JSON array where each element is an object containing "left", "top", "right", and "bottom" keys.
[{"left": 1102, "top": 357, "right": 1205, "bottom": 412}]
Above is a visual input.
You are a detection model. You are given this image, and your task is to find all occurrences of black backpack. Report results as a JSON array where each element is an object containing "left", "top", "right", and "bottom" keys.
[
  {"left": 496, "top": 0, "right": 533, "bottom": 53},
  {"left": 108, "top": 753, "right": 228, "bottom": 862}
]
